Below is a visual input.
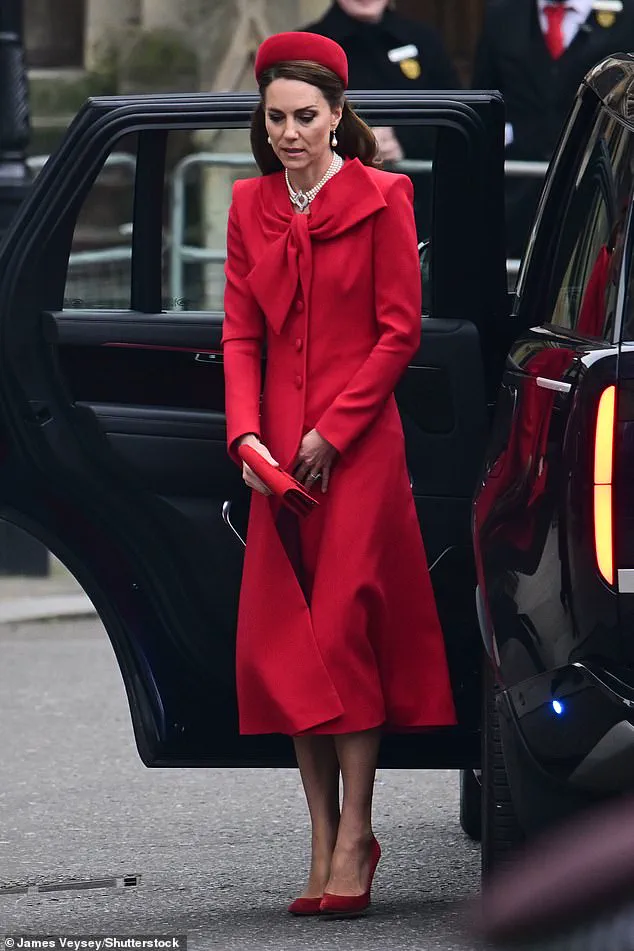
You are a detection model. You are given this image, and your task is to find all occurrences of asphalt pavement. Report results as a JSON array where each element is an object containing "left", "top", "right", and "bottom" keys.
[
  {"left": 0, "top": 607, "right": 482, "bottom": 949},
  {"left": 0, "top": 557, "right": 95, "bottom": 623}
]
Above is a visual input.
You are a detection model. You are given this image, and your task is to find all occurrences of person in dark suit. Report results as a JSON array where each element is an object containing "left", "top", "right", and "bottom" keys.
[
  {"left": 303, "top": 0, "right": 460, "bottom": 236},
  {"left": 473, "top": 0, "right": 634, "bottom": 260}
]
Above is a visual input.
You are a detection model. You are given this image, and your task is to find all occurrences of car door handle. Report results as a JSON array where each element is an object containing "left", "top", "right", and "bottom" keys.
[{"left": 536, "top": 377, "right": 572, "bottom": 394}]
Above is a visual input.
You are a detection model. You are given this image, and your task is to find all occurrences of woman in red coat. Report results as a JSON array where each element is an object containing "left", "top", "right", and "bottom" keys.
[{"left": 222, "top": 31, "right": 456, "bottom": 917}]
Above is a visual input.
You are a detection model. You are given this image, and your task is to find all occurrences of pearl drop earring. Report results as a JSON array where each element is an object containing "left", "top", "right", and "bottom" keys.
[
  {"left": 267, "top": 135, "right": 272, "bottom": 145},
  {"left": 331, "top": 129, "right": 338, "bottom": 148}
]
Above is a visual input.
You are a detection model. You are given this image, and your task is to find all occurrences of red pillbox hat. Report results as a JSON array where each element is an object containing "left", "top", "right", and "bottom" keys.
[{"left": 255, "top": 31, "right": 349, "bottom": 88}]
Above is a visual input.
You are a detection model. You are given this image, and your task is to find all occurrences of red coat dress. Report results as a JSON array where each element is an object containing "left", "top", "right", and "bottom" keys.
[{"left": 222, "top": 157, "right": 456, "bottom": 735}]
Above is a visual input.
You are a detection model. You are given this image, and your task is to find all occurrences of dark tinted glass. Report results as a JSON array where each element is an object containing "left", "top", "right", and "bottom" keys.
[
  {"left": 63, "top": 133, "right": 138, "bottom": 311},
  {"left": 537, "top": 115, "right": 632, "bottom": 341}
]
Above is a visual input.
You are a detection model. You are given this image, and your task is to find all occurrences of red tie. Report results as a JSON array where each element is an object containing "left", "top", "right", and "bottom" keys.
[{"left": 544, "top": 3, "right": 567, "bottom": 59}]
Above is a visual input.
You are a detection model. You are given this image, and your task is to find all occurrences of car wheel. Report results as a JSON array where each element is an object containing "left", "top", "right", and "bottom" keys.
[
  {"left": 459, "top": 768, "right": 482, "bottom": 841},
  {"left": 481, "top": 658, "right": 524, "bottom": 877}
]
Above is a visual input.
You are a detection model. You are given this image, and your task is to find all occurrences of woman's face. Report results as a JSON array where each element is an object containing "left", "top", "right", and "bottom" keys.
[
  {"left": 264, "top": 79, "right": 342, "bottom": 175},
  {"left": 336, "top": 0, "right": 390, "bottom": 23}
]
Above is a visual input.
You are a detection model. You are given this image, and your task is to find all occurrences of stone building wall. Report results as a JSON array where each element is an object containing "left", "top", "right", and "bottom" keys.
[
  {"left": 82, "top": 0, "right": 330, "bottom": 88},
  {"left": 24, "top": 0, "right": 330, "bottom": 154}
]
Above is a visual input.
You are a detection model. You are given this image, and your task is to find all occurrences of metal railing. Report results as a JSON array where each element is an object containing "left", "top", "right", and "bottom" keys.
[
  {"left": 169, "top": 152, "right": 255, "bottom": 309},
  {"left": 28, "top": 152, "right": 137, "bottom": 270}
]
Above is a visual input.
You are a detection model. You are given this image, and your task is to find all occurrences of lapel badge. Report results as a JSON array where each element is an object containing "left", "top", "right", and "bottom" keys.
[
  {"left": 400, "top": 58, "right": 422, "bottom": 80},
  {"left": 592, "top": 0, "right": 622, "bottom": 26},
  {"left": 596, "top": 10, "right": 617, "bottom": 26}
]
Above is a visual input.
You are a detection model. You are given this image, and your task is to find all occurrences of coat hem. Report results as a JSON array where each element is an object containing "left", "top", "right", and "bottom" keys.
[{"left": 238, "top": 715, "right": 458, "bottom": 737}]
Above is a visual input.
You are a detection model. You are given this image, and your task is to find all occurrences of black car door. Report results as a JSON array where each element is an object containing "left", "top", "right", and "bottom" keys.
[{"left": 0, "top": 92, "right": 507, "bottom": 767}]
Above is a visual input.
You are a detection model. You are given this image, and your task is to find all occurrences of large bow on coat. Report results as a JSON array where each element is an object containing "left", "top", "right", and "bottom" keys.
[{"left": 246, "top": 158, "right": 388, "bottom": 335}]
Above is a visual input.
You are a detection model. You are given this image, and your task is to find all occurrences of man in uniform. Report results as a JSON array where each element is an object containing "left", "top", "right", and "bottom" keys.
[
  {"left": 303, "top": 0, "right": 460, "bottom": 236},
  {"left": 473, "top": 0, "right": 634, "bottom": 260}
]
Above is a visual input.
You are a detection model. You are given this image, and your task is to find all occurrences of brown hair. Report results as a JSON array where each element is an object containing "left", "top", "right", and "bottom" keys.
[{"left": 251, "top": 61, "right": 380, "bottom": 175}]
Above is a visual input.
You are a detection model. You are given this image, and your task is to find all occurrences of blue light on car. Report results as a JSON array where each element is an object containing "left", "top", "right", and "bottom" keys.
[{"left": 552, "top": 700, "right": 565, "bottom": 716}]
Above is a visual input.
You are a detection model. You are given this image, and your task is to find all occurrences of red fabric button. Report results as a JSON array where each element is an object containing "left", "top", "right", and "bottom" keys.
[
  {"left": 295, "top": 375, "right": 303, "bottom": 389},
  {"left": 295, "top": 338, "right": 303, "bottom": 352},
  {"left": 295, "top": 299, "right": 304, "bottom": 312}
]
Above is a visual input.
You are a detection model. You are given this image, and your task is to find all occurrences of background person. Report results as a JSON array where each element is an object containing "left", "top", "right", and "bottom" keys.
[
  {"left": 222, "top": 30, "right": 456, "bottom": 918},
  {"left": 475, "top": 795, "right": 634, "bottom": 947},
  {"left": 473, "top": 0, "right": 634, "bottom": 260},
  {"left": 303, "top": 0, "right": 460, "bottom": 236}
]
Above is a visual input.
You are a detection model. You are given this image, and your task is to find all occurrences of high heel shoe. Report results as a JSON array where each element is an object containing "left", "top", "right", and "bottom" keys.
[
  {"left": 287, "top": 896, "right": 323, "bottom": 916},
  {"left": 319, "top": 837, "right": 381, "bottom": 919}
]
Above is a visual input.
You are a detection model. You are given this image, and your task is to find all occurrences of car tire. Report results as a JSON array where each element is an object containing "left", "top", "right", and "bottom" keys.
[
  {"left": 481, "top": 658, "right": 524, "bottom": 877},
  {"left": 459, "top": 769, "right": 482, "bottom": 841}
]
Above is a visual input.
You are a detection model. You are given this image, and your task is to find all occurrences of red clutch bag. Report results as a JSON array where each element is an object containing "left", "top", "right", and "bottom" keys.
[{"left": 238, "top": 444, "right": 320, "bottom": 518}]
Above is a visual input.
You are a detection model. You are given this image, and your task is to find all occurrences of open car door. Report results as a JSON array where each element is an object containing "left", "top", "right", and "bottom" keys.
[{"left": 0, "top": 91, "right": 507, "bottom": 767}]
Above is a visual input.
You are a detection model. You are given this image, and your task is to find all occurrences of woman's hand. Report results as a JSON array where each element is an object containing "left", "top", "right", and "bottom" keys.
[
  {"left": 294, "top": 429, "right": 338, "bottom": 493},
  {"left": 238, "top": 433, "right": 278, "bottom": 496}
]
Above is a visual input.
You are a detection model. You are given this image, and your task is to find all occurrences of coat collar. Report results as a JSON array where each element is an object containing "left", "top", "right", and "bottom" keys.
[
  {"left": 247, "top": 158, "right": 387, "bottom": 335},
  {"left": 262, "top": 156, "right": 387, "bottom": 237}
]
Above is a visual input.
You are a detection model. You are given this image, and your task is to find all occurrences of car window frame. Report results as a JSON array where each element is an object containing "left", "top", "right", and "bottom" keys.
[
  {"left": 1, "top": 92, "right": 507, "bottom": 328},
  {"left": 515, "top": 88, "right": 634, "bottom": 347}
]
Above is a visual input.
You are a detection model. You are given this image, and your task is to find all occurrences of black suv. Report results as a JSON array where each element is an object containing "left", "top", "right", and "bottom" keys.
[
  {"left": 475, "top": 53, "right": 634, "bottom": 869},
  {"left": 0, "top": 53, "right": 631, "bottom": 877}
]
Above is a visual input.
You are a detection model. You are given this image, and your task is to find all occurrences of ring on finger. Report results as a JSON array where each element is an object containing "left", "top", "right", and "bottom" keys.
[{"left": 309, "top": 472, "right": 321, "bottom": 482}]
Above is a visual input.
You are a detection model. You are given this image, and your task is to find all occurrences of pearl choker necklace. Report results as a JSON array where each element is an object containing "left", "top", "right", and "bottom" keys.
[{"left": 285, "top": 152, "right": 344, "bottom": 212}]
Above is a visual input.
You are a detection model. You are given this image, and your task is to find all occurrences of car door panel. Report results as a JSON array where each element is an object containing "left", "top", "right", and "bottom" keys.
[
  {"left": 53, "top": 309, "right": 489, "bottom": 732},
  {"left": 83, "top": 405, "right": 227, "bottom": 440},
  {"left": 54, "top": 312, "right": 487, "bottom": 540},
  {"left": 52, "top": 311, "right": 220, "bottom": 348},
  {"left": 0, "top": 92, "right": 507, "bottom": 767},
  {"left": 56, "top": 310, "right": 487, "bottom": 721}
]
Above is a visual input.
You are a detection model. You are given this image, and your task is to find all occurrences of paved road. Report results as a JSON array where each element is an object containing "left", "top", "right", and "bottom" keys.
[{"left": 0, "top": 618, "right": 481, "bottom": 950}]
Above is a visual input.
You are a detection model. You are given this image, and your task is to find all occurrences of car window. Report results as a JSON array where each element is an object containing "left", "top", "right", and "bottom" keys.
[
  {"left": 52, "top": 119, "right": 474, "bottom": 320},
  {"left": 538, "top": 116, "right": 632, "bottom": 341},
  {"left": 550, "top": 181, "right": 612, "bottom": 335},
  {"left": 63, "top": 133, "right": 137, "bottom": 310},
  {"left": 160, "top": 126, "right": 433, "bottom": 314}
]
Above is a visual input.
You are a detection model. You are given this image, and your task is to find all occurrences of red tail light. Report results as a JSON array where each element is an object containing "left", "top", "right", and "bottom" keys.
[{"left": 594, "top": 385, "right": 616, "bottom": 585}]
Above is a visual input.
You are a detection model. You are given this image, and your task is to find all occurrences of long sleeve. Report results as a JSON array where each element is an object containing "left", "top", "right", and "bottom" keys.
[
  {"left": 221, "top": 188, "right": 265, "bottom": 462},
  {"left": 315, "top": 175, "right": 421, "bottom": 455}
]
